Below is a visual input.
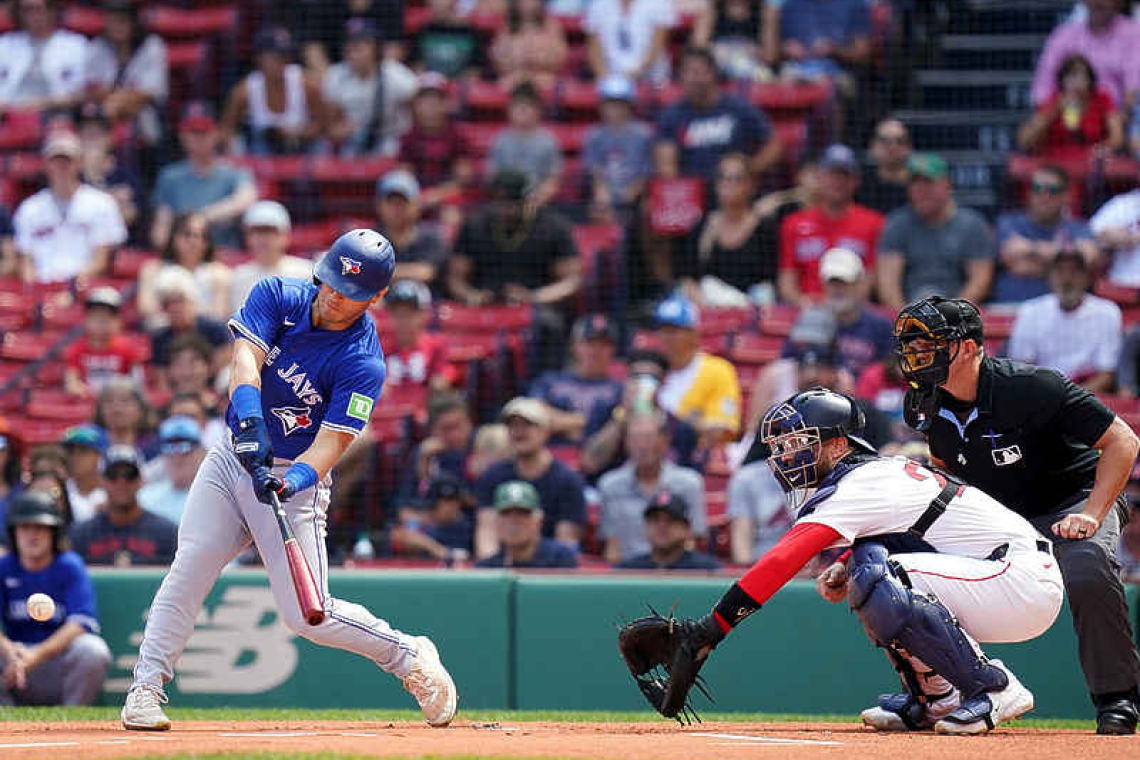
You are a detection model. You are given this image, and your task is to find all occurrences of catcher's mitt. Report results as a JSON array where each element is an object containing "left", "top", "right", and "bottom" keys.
[{"left": 617, "top": 608, "right": 724, "bottom": 723}]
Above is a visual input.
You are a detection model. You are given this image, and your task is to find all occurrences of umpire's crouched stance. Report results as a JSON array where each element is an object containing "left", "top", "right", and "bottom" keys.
[{"left": 894, "top": 296, "right": 1140, "bottom": 734}]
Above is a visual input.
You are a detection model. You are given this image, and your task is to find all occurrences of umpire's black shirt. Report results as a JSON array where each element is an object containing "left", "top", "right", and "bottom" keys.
[{"left": 922, "top": 357, "right": 1115, "bottom": 518}]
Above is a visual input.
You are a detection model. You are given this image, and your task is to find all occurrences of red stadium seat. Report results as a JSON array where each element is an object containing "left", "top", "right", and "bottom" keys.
[
  {"left": 747, "top": 81, "right": 831, "bottom": 115},
  {"left": 291, "top": 221, "right": 339, "bottom": 254},
  {"left": 436, "top": 303, "right": 532, "bottom": 334},
  {"left": 40, "top": 301, "right": 84, "bottom": 331},
  {"left": 231, "top": 155, "right": 308, "bottom": 183},
  {"left": 559, "top": 79, "right": 600, "bottom": 120},
  {"left": 144, "top": 5, "right": 238, "bottom": 39},
  {"left": 1094, "top": 278, "right": 1140, "bottom": 306},
  {"left": 699, "top": 306, "right": 757, "bottom": 336},
  {"left": 63, "top": 5, "right": 105, "bottom": 36},
  {"left": 166, "top": 41, "right": 208, "bottom": 74},
  {"left": 27, "top": 389, "right": 95, "bottom": 423},
  {"left": 454, "top": 122, "right": 505, "bottom": 158},
  {"left": 464, "top": 80, "right": 510, "bottom": 120},
  {"left": 1, "top": 332, "right": 65, "bottom": 362},
  {"left": 550, "top": 123, "right": 589, "bottom": 154},
  {"left": 0, "top": 111, "right": 42, "bottom": 152},
  {"left": 8, "top": 418, "right": 75, "bottom": 447},
  {"left": 111, "top": 248, "right": 159, "bottom": 280},
  {"left": 730, "top": 332, "right": 783, "bottom": 366},
  {"left": 759, "top": 303, "right": 799, "bottom": 336},
  {"left": 979, "top": 307, "right": 1017, "bottom": 340},
  {"left": 404, "top": 6, "right": 432, "bottom": 34},
  {"left": 772, "top": 118, "right": 809, "bottom": 166}
]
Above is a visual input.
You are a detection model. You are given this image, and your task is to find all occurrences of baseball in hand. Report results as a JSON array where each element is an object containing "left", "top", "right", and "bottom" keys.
[{"left": 26, "top": 593, "right": 55, "bottom": 622}]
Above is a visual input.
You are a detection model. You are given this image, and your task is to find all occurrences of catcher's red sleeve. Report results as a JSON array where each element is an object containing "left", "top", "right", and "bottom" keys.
[{"left": 736, "top": 522, "right": 842, "bottom": 606}]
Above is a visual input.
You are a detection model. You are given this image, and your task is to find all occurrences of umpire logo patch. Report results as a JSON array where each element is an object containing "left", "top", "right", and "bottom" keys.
[
  {"left": 992, "top": 445, "right": 1023, "bottom": 467},
  {"left": 347, "top": 393, "right": 373, "bottom": 422}
]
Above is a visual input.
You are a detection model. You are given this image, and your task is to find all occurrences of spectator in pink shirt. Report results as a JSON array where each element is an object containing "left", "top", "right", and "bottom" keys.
[{"left": 1031, "top": 0, "right": 1140, "bottom": 108}]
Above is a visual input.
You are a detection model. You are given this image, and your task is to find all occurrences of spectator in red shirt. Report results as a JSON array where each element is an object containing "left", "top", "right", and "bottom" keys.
[
  {"left": 63, "top": 287, "right": 144, "bottom": 398},
  {"left": 398, "top": 73, "right": 475, "bottom": 219},
  {"left": 778, "top": 144, "right": 883, "bottom": 306},
  {"left": 1018, "top": 54, "right": 1124, "bottom": 162},
  {"left": 383, "top": 279, "right": 457, "bottom": 392}
]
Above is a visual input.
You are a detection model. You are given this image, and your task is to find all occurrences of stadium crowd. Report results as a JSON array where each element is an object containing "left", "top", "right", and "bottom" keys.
[{"left": 0, "top": 0, "right": 1139, "bottom": 587}]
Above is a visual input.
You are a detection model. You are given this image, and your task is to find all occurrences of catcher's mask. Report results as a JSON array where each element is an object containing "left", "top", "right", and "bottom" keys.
[
  {"left": 759, "top": 388, "right": 875, "bottom": 508},
  {"left": 893, "top": 296, "right": 984, "bottom": 388}
]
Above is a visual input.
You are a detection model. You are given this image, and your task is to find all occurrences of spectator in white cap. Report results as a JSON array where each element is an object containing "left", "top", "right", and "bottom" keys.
[
  {"left": 14, "top": 130, "right": 127, "bottom": 283},
  {"left": 228, "top": 200, "right": 311, "bottom": 312},
  {"left": 583, "top": 76, "right": 652, "bottom": 222},
  {"left": 376, "top": 170, "right": 449, "bottom": 288},
  {"left": 813, "top": 246, "right": 893, "bottom": 378}
]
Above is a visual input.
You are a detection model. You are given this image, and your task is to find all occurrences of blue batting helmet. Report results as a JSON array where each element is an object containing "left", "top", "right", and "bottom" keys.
[{"left": 313, "top": 229, "right": 395, "bottom": 301}]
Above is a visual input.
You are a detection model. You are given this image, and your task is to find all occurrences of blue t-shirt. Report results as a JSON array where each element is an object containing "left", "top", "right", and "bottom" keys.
[
  {"left": 474, "top": 538, "right": 579, "bottom": 568},
  {"left": 226, "top": 277, "right": 386, "bottom": 460},
  {"left": 782, "top": 308, "right": 893, "bottom": 378},
  {"left": 475, "top": 459, "right": 588, "bottom": 537},
  {"left": 528, "top": 371, "right": 623, "bottom": 444},
  {"left": 152, "top": 160, "right": 253, "bottom": 247},
  {"left": 779, "top": 0, "right": 870, "bottom": 47},
  {"left": 993, "top": 212, "right": 1094, "bottom": 304},
  {"left": 656, "top": 94, "right": 773, "bottom": 179},
  {"left": 0, "top": 551, "right": 99, "bottom": 644},
  {"left": 616, "top": 550, "right": 722, "bottom": 571},
  {"left": 582, "top": 123, "right": 653, "bottom": 200}
]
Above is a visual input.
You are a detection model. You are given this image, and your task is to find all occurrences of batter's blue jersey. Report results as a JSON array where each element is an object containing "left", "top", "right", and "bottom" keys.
[
  {"left": 0, "top": 551, "right": 100, "bottom": 644},
  {"left": 227, "top": 277, "right": 386, "bottom": 460}
]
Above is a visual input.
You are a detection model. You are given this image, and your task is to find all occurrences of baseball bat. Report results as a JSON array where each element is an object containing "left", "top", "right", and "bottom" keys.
[{"left": 270, "top": 491, "right": 326, "bottom": 626}]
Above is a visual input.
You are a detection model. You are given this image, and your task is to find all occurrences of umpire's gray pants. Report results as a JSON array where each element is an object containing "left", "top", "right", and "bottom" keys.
[
  {"left": 131, "top": 439, "right": 419, "bottom": 691},
  {"left": 1028, "top": 496, "right": 1140, "bottom": 697},
  {"left": 0, "top": 633, "right": 111, "bottom": 705}
]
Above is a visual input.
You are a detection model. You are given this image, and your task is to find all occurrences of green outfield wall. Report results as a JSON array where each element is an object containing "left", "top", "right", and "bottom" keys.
[{"left": 91, "top": 570, "right": 1140, "bottom": 718}]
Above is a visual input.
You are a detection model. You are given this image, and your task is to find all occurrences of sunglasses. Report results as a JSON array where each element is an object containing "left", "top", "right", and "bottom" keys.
[
  {"left": 717, "top": 172, "right": 749, "bottom": 183},
  {"left": 1031, "top": 181, "right": 1065, "bottom": 195},
  {"left": 875, "top": 135, "right": 908, "bottom": 145},
  {"left": 105, "top": 468, "right": 140, "bottom": 482}
]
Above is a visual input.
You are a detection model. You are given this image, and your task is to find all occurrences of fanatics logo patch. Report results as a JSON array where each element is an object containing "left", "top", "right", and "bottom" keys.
[
  {"left": 272, "top": 406, "right": 314, "bottom": 436},
  {"left": 340, "top": 256, "right": 363, "bottom": 275},
  {"left": 347, "top": 393, "right": 374, "bottom": 422},
  {"left": 991, "top": 444, "right": 1023, "bottom": 467}
]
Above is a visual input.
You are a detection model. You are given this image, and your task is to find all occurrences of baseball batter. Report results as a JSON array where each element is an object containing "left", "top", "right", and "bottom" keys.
[
  {"left": 620, "top": 388, "right": 1064, "bottom": 733},
  {"left": 121, "top": 229, "right": 458, "bottom": 731}
]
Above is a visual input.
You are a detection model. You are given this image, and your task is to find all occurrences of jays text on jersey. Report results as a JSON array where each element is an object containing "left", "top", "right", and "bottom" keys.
[{"left": 226, "top": 277, "right": 386, "bottom": 460}]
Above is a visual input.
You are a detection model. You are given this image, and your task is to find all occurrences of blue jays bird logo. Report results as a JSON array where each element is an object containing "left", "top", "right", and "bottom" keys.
[
  {"left": 272, "top": 406, "right": 314, "bottom": 436},
  {"left": 340, "top": 256, "right": 363, "bottom": 275}
]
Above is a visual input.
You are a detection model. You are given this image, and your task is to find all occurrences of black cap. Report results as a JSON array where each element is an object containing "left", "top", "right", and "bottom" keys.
[
  {"left": 572, "top": 314, "right": 617, "bottom": 343},
  {"left": 254, "top": 26, "right": 294, "bottom": 56},
  {"left": 490, "top": 169, "right": 530, "bottom": 201},
  {"left": 103, "top": 445, "right": 142, "bottom": 477},
  {"left": 6, "top": 490, "right": 64, "bottom": 530},
  {"left": 644, "top": 490, "right": 690, "bottom": 524},
  {"left": 386, "top": 279, "right": 432, "bottom": 309},
  {"left": 344, "top": 16, "right": 379, "bottom": 42},
  {"left": 1054, "top": 247, "right": 1091, "bottom": 270},
  {"left": 930, "top": 298, "right": 984, "bottom": 343},
  {"left": 789, "top": 341, "right": 841, "bottom": 368},
  {"left": 426, "top": 473, "right": 467, "bottom": 503}
]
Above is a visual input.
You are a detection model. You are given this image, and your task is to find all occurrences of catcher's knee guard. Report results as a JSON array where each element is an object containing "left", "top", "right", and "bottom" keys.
[{"left": 847, "top": 542, "right": 1007, "bottom": 701}]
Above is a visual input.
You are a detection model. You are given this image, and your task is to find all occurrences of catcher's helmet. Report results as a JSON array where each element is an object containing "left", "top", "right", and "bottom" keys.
[
  {"left": 757, "top": 387, "right": 875, "bottom": 504},
  {"left": 893, "top": 296, "right": 983, "bottom": 387},
  {"left": 6, "top": 489, "right": 65, "bottom": 555},
  {"left": 312, "top": 229, "right": 395, "bottom": 302}
]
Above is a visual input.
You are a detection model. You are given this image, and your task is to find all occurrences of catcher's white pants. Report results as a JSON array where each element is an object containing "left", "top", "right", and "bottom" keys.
[
  {"left": 893, "top": 547, "right": 1065, "bottom": 643},
  {"left": 131, "top": 438, "right": 418, "bottom": 690}
]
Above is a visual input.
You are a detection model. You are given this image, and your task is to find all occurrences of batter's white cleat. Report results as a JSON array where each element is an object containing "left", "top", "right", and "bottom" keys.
[
  {"left": 935, "top": 661, "right": 1034, "bottom": 735},
  {"left": 121, "top": 683, "right": 172, "bottom": 731},
  {"left": 861, "top": 690, "right": 960, "bottom": 731},
  {"left": 402, "top": 636, "right": 458, "bottom": 727}
]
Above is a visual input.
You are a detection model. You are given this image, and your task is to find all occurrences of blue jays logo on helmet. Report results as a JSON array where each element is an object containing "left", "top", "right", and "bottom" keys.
[{"left": 313, "top": 229, "right": 395, "bottom": 301}]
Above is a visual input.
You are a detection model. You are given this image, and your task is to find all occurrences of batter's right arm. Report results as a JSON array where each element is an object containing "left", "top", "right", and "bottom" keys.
[{"left": 230, "top": 338, "right": 274, "bottom": 475}]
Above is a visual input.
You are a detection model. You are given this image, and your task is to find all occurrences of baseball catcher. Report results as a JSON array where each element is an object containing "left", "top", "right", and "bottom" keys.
[{"left": 618, "top": 388, "right": 1064, "bottom": 733}]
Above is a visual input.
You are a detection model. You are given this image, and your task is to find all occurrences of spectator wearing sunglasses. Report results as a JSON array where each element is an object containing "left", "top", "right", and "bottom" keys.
[{"left": 994, "top": 165, "right": 1098, "bottom": 304}]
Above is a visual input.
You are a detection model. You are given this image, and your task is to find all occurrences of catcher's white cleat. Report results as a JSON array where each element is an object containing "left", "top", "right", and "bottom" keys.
[
  {"left": 403, "top": 636, "right": 458, "bottom": 727},
  {"left": 861, "top": 689, "right": 960, "bottom": 731},
  {"left": 121, "top": 683, "right": 171, "bottom": 731},
  {"left": 935, "top": 661, "right": 1034, "bottom": 735}
]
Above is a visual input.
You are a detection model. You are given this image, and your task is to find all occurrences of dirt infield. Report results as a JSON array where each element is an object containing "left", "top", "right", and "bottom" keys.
[{"left": 0, "top": 720, "right": 1136, "bottom": 760}]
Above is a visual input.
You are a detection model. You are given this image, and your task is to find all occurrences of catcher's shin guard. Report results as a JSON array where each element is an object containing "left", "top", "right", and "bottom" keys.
[{"left": 847, "top": 543, "right": 1008, "bottom": 705}]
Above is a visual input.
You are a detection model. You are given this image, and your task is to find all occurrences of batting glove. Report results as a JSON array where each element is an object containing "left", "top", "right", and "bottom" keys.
[
  {"left": 253, "top": 466, "right": 283, "bottom": 505},
  {"left": 234, "top": 417, "right": 274, "bottom": 474}
]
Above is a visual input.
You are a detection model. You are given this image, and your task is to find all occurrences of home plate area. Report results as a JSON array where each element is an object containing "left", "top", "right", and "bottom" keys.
[{"left": 0, "top": 720, "right": 1133, "bottom": 760}]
